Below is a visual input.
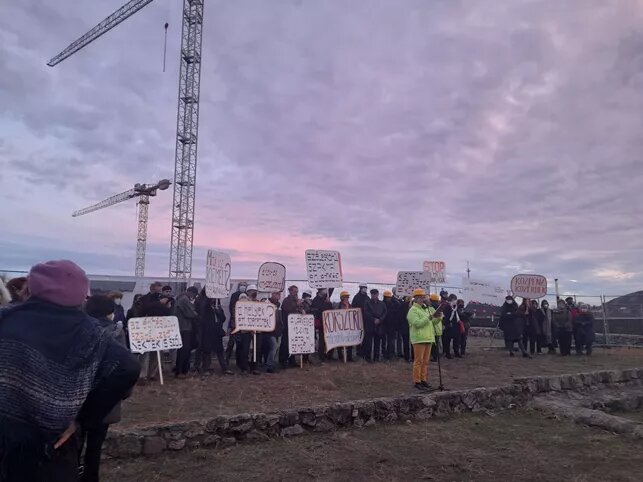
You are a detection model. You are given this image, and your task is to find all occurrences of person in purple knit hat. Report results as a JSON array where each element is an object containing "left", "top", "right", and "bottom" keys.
[{"left": 0, "top": 260, "right": 140, "bottom": 482}]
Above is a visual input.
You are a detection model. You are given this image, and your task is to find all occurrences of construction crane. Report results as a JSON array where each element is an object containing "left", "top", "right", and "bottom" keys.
[
  {"left": 72, "top": 179, "right": 171, "bottom": 277},
  {"left": 48, "top": 0, "right": 204, "bottom": 281}
]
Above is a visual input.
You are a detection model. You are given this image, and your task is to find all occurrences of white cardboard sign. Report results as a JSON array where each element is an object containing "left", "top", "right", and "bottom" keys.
[
  {"left": 205, "top": 249, "right": 232, "bottom": 298},
  {"left": 288, "top": 314, "right": 315, "bottom": 355},
  {"left": 510, "top": 274, "right": 548, "bottom": 299},
  {"left": 233, "top": 301, "right": 277, "bottom": 333},
  {"left": 423, "top": 260, "right": 446, "bottom": 283},
  {"left": 128, "top": 316, "right": 183, "bottom": 354},
  {"left": 305, "top": 250, "right": 343, "bottom": 288},
  {"left": 257, "top": 262, "right": 286, "bottom": 293},
  {"left": 322, "top": 308, "right": 364, "bottom": 352},
  {"left": 395, "top": 271, "right": 432, "bottom": 297},
  {"left": 461, "top": 277, "right": 506, "bottom": 306}
]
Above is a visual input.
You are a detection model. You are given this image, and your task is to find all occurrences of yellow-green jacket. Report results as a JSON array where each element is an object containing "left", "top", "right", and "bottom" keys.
[{"left": 407, "top": 302, "right": 436, "bottom": 344}]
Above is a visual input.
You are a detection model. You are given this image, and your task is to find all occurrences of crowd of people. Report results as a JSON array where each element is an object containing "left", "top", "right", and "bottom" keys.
[
  {"left": 499, "top": 295, "right": 595, "bottom": 358},
  {"left": 0, "top": 260, "right": 600, "bottom": 480}
]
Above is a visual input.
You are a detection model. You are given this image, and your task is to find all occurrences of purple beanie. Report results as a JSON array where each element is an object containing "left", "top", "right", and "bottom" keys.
[{"left": 28, "top": 260, "right": 89, "bottom": 307}]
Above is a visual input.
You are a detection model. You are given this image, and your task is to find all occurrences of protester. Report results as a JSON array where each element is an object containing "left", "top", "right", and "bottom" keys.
[
  {"left": 311, "top": 288, "right": 334, "bottom": 360},
  {"left": 226, "top": 281, "right": 248, "bottom": 364},
  {"left": 553, "top": 299, "right": 573, "bottom": 356},
  {"left": 351, "top": 283, "right": 369, "bottom": 357},
  {"left": 499, "top": 295, "right": 530, "bottom": 358},
  {"left": 108, "top": 291, "right": 126, "bottom": 325},
  {"left": 137, "top": 291, "right": 173, "bottom": 384},
  {"left": 5, "top": 276, "right": 28, "bottom": 305},
  {"left": 126, "top": 293, "right": 143, "bottom": 321},
  {"left": 337, "top": 290, "right": 356, "bottom": 361},
  {"left": 266, "top": 291, "right": 283, "bottom": 373},
  {"left": 406, "top": 289, "right": 442, "bottom": 391},
  {"left": 397, "top": 293, "right": 412, "bottom": 362},
  {"left": 520, "top": 298, "right": 540, "bottom": 355},
  {"left": 280, "top": 285, "right": 303, "bottom": 368},
  {"left": 174, "top": 286, "right": 199, "bottom": 378},
  {"left": 382, "top": 290, "right": 400, "bottom": 361},
  {"left": 235, "top": 285, "right": 261, "bottom": 375},
  {"left": 140, "top": 281, "right": 163, "bottom": 306},
  {"left": 196, "top": 290, "right": 233, "bottom": 375},
  {"left": 573, "top": 303, "right": 595, "bottom": 356},
  {"left": 429, "top": 294, "right": 444, "bottom": 362},
  {"left": 0, "top": 260, "right": 139, "bottom": 481},
  {"left": 82, "top": 294, "right": 130, "bottom": 482},
  {"left": 302, "top": 289, "right": 313, "bottom": 313},
  {"left": 536, "top": 299, "right": 555, "bottom": 354},
  {"left": 441, "top": 294, "right": 461, "bottom": 358},
  {"left": 363, "top": 289, "right": 388, "bottom": 362},
  {"left": 456, "top": 299, "right": 473, "bottom": 357},
  {"left": 162, "top": 285, "right": 173, "bottom": 298}
]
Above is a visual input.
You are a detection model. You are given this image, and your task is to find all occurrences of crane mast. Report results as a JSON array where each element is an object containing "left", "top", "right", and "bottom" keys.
[{"left": 48, "top": 0, "right": 205, "bottom": 281}]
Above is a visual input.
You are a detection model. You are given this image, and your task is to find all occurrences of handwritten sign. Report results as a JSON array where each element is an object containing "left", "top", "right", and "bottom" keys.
[
  {"left": 395, "top": 271, "right": 432, "bottom": 297},
  {"left": 288, "top": 314, "right": 315, "bottom": 355},
  {"left": 423, "top": 260, "right": 446, "bottom": 283},
  {"left": 257, "top": 262, "right": 286, "bottom": 292},
  {"left": 205, "top": 249, "right": 232, "bottom": 298},
  {"left": 322, "top": 308, "right": 364, "bottom": 352},
  {"left": 462, "top": 277, "right": 506, "bottom": 306},
  {"left": 233, "top": 301, "right": 276, "bottom": 333},
  {"left": 128, "top": 316, "right": 182, "bottom": 354},
  {"left": 510, "top": 274, "right": 548, "bottom": 299},
  {"left": 305, "top": 250, "right": 343, "bottom": 288}
]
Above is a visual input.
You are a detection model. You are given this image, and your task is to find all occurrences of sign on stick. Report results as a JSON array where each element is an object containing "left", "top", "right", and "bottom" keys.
[
  {"left": 257, "top": 262, "right": 286, "bottom": 292},
  {"left": 288, "top": 314, "right": 315, "bottom": 355},
  {"left": 510, "top": 274, "right": 548, "bottom": 299},
  {"left": 423, "top": 260, "right": 446, "bottom": 283},
  {"left": 233, "top": 301, "right": 277, "bottom": 333},
  {"left": 128, "top": 316, "right": 182, "bottom": 354},
  {"left": 322, "top": 308, "right": 364, "bottom": 352},
  {"left": 461, "top": 278, "right": 505, "bottom": 306},
  {"left": 205, "top": 249, "right": 232, "bottom": 298},
  {"left": 305, "top": 250, "right": 343, "bottom": 288},
  {"left": 395, "top": 271, "right": 432, "bottom": 297}
]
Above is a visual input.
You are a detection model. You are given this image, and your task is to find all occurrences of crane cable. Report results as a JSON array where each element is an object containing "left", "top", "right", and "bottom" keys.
[{"left": 162, "top": 22, "right": 169, "bottom": 72}]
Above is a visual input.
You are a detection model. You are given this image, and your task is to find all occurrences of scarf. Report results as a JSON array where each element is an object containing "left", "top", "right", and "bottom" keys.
[{"left": 0, "top": 300, "right": 111, "bottom": 461}]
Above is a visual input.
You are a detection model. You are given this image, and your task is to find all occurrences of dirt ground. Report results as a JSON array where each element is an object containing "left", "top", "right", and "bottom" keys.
[
  {"left": 121, "top": 342, "right": 643, "bottom": 427},
  {"left": 104, "top": 409, "right": 643, "bottom": 482}
]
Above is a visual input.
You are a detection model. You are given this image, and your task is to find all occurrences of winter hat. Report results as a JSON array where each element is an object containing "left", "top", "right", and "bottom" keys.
[{"left": 28, "top": 260, "right": 89, "bottom": 307}]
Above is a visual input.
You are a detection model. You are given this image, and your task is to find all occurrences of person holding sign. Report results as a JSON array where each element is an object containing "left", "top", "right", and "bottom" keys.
[
  {"left": 406, "top": 289, "right": 441, "bottom": 391},
  {"left": 236, "top": 285, "right": 261, "bottom": 375},
  {"left": 338, "top": 291, "right": 355, "bottom": 362},
  {"left": 363, "top": 289, "right": 387, "bottom": 362},
  {"left": 280, "top": 285, "right": 304, "bottom": 368},
  {"left": 311, "top": 289, "right": 334, "bottom": 360}
]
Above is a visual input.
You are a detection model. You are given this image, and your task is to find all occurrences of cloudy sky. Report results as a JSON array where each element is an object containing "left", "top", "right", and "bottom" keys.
[{"left": 1, "top": 0, "right": 642, "bottom": 296}]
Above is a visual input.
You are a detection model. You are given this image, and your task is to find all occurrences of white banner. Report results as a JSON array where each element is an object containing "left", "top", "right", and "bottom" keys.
[
  {"left": 395, "top": 271, "right": 432, "bottom": 297},
  {"left": 128, "top": 316, "right": 183, "bottom": 354},
  {"left": 305, "top": 250, "right": 343, "bottom": 288},
  {"left": 205, "top": 249, "right": 232, "bottom": 298},
  {"left": 233, "top": 301, "right": 277, "bottom": 333},
  {"left": 511, "top": 274, "right": 548, "bottom": 299},
  {"left": 257, "top": 262, "right": 286, "bottom": 292},
  {"left": 461, "top": 278, "right": 506, "bottom": 306},
  {"left": 322, "top": 308, "right": 364, "bottom": 352},
  {"left": 423, "top": 260, "right": 446, "bottom": 283},
  {"left": 288, "top": 314, "right": 315, "bottom": 355}
]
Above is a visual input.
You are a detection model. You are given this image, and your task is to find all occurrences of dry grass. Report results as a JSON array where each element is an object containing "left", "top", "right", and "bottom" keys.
[
  {"left": 104, "top": 409, "right": 643, "bottom": 481},
  {"left": 120, "top": 342, "right": 643, "bottom": 427}
]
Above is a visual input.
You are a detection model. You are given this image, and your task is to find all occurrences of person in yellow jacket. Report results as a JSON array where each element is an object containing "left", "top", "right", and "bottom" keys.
[{"left": 407, "top": 289, "right": 444, "bottom": 391}]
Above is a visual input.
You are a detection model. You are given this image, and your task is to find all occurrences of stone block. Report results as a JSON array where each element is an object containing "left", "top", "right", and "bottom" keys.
[
  {"left": 364, "top": 417, "right": 376, "bottom": 427},
  {"left": 167, "top": 439, "right": 186, "bottom": 451},
  {"left": 203, "top": 435, "right": 220, "bottom": 447},
  {"left": 300, "top": 411, "right": 317, "bottom": 427},
  {"left": 186, "top": 439, "right": 201, "bottom": 449},
  {"left": 415, "top": 408, "right": 433, "bottom": 420},
  {"left": 142, "top": 436, "right": 166, "bottom": 455},
  {"left": 185, "top": 423, "right": 205, "bottom": 439},
  {"left": 279, "top": 411, "right": 299, "bottom": 428},
  {"left": 230, "top": 414, "right": 254, "bottom": 434},
  {"left": 549, "top": 377, "right": 562, "bottom": 392},
  {"left": 281, "top": 424, "right": 304, "bottom": 437},
  {"left": 206, "top": 416, "right": 230, "bottom": 433},
  {"left": 329, "top": 403, "right": 353, "bottom": 425}
]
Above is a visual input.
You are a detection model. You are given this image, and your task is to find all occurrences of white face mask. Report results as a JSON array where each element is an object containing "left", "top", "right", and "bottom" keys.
[
  {"left": 360, "top": 288, "right": 367, "bottom": 294},
  {"left": 239, "top": 286, "right": 247, "bottom": 293},
  {"left": 506, "top": 300, "right": 514, "bottom": 305},
  {"left": 114, "top": 299, "right": 122, "bottom": 306}
]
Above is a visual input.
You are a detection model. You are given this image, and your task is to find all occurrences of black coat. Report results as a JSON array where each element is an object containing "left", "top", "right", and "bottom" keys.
[
  {"left": 351, "top": 292, "right": 369, "bottom": 312},
  {"left": 574, "top": 312, "right": 595, "bottom": 344},
  {"left": 196, "top": 296, "right": 226, "bottom": 353},
  {"left": 499, "top": 302, "right": 524, "bottom": 342}
]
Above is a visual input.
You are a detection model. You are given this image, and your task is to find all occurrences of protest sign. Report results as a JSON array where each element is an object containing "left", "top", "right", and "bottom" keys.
[
  {"left": 461, "top": 278, "right": 506, "bottom": 306},
  {"left": 322, "top": 308, "right": 364, "bottom": 352},
  {"left": 128, "top": 316, "right": 183, "bottom": 354},
  {"left": 305, "top": 250, "right": 343, "bottom": 288},
  {"left": 288, "top": 314, "right": 315, "bottom": 355},
  {"left": 233, "top": 301, "right": 277, "bottom": 333},
  {"left": 257, "top": 262, "right": 286, "bottom": 292},
  {"left": 423, "top": 260, "right": 446, "bottom": 283},
  {"left": 395, "top": 271, "right": 432, "bottom": 297},
  {"left": 510, "top": 274, "right": 548, "bottom": 299},
  {"left": 205, "top": 249, "right": 232, "bottom": 298}
]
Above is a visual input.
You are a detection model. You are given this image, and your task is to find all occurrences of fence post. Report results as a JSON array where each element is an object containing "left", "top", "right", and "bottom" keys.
[{"left": 601, "top": 294, "right": 609, "bottom": 346}]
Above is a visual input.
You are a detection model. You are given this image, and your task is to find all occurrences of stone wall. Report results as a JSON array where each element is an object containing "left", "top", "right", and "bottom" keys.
[{"left": 104, "top": 367, "right": 643, "bottom": 459}]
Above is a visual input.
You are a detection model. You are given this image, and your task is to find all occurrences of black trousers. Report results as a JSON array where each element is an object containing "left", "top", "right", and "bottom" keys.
[
  {"left": 398, "top": 328, "right": 411, "bottom": 361},
  {"left": 279, "top": 326, "right": 294, "bottom": 366},
  {"left": 201, "top": 335, "right": 228, "bottom": 373},
  {"left": 386, "top": 329, "right": 397, "bottom": 359},
  {"left": 175, "top": 330, "right": 192, "bottom": 375},
  {"left": 81, "top": 424, "right": 109, "bottom": 482},
  {"left": 362, "top": 330, "right": 374, "bottom": 360},
  {"left": 442, "top": 326, "right": 455, "bottom": 356},
  {"left": 237, "top": 332, "right": 259, "bottom": 371},
  {"left": 373, "top": 332, "right": 385, "bottom": 360},
  {"left": 522, "top": 333, "right": 539, "bottom": 354},
  {"left": 558, "top": 331, "right": 573, "bottom": 356}
]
